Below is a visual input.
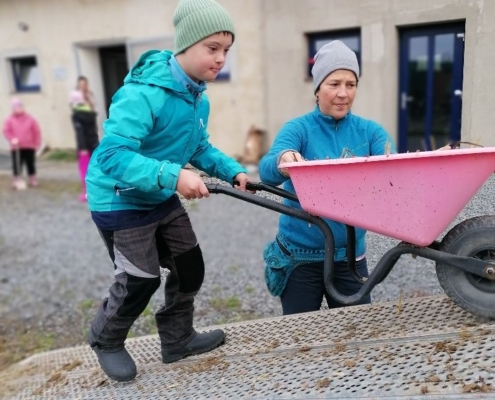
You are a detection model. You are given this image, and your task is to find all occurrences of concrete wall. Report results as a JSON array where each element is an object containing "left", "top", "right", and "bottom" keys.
[
  {"left": 0, "top": 0, "right": 265, "bottom": 155},
  {"left": 262, "top": 0, "right": 494, "bottom": 146},
  {"left": 0, "top": 0, "right": 494, "bottom": 154}
]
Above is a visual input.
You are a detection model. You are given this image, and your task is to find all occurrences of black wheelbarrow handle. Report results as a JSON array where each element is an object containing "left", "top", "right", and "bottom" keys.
[
  {"left": 234, "top": 181, "right": 299, "bottom": 203},
  {"left": 206, "top": 182, "right": 315, "bottom": 225},
  {"left": 205, "top": 182, "right": 376, "bottom": 305}
]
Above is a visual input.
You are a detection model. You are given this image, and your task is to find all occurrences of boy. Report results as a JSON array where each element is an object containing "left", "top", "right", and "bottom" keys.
[{"left": 85, "top": 0, "right": 250, "bottom": 382}]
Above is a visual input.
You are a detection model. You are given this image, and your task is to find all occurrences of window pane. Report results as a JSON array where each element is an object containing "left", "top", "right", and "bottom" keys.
[
  {"left": 217, "top": 53, "right": 231, "bottom": 80},
  {"left": 431, "top": 33, "right": 455, "bottom": 149},
  {"left": 307, "top": 30, "right": 361, "bottom": 77},
  {"left": 11, "top": 56, "right": 41, "bottom": 91},
  {"left": 406, "top": 36, "right": 428, "bottom": 151},
  {"left": 315, "top": 36, "right": 359, "bottom": 53},
  {"left": 19, "top": 64, "right": 40, "bottom": 86}
]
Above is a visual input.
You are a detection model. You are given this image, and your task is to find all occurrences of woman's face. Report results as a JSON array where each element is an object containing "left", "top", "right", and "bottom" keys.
[{"left": 316, "top": 69, "right": 357, "bottom": 120}]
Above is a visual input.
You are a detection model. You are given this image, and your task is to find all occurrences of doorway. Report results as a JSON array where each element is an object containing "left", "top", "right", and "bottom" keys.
[
  {"left": 99, "top": 45, "right": 129, "bottom": 117},
  {"left": 398, "top": 22, "right": 465, "bottom": 152}
]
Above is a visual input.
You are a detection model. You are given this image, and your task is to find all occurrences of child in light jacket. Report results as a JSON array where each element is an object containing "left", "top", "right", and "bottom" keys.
[{"left": 3, "top": 98, "right": 42, "bottom": 188}]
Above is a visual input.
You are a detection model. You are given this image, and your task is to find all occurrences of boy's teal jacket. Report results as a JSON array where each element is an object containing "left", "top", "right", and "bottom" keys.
[{"left": 86, "top": 50, "right": 246, "bottom": 211}]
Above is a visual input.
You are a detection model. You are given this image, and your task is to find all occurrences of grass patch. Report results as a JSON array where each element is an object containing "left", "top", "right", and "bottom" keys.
[
  {"left": 127, "top": 304, "right": 158, "bottom": 337},
  {"left": 43, "top": 149, "right": 77, "bottom": 162},
  {"left": 129, "top": 316, "right": 158, "bottom": 338},
  {"left": 228, "top": 264, "right": 239, "bottom": 273},
  {"left": 210, "top": 296, "right": 242, "bottom": 311},
  {"left": 141, "top": 304, "right": 154, "bottom": 318},
  {"left": 39, "top": 180, "right": 81, "bottom": 195},
  {"left": 0, "top": 330, "right": 56, "bottom": 369},
  {"left": 76, "top": 299, "right": 97, "bottom": 313},
  {"left": 0, "top": 175, "right": 80, "bottom": 196},
  {"left": 245, "top": 285, "right": 255, "bottom": 294},
  {"left": 188, "top": 200, "right": 199, "bottom": 210},
  {"left": 212, "top": 285, "right": 222, "bottom": 294}
]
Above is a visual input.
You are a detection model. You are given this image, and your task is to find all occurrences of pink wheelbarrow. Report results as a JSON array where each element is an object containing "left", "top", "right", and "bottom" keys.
[{"left": 206, "top": 148, "right": 495, "bottom": 319}]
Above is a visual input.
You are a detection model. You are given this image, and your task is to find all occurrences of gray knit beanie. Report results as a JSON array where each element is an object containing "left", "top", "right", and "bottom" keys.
[
  {"left": 311, "top": 40, "right": 359, "bottom": 93},
  {"left": 173, "top": 0, "right": 235, "bottom": 55}
]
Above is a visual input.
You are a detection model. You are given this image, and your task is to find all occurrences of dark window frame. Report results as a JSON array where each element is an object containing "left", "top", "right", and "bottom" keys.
[
  {"left": 215, "top": 56, "right": 231, "bottom": 81},
  {"left": 10, "top": 56, "right": 41, "bottom": 92},
  {"left": 216, "top": 70, "right": 230, "bottom": 81},
  {"left": 306, "top": 28, "right": 362, "bottom": 78}
]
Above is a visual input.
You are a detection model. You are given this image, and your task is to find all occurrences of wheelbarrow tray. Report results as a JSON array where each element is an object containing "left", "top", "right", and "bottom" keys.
[{"left": 280, "top": 148, "right": 495, "bottom": 246}]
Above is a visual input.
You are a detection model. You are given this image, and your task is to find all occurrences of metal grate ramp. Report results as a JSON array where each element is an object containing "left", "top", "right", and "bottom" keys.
[{"left": 1, "top": 295, "right": 494, "bottom": 399}]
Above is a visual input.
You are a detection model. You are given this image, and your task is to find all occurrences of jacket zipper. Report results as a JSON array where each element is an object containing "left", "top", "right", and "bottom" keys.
[
  {"left": 115, "top": 187, "right": 135, "bottom": 196},
  {"left": 183, "top": 92, "right": 202, "bottom": 162}
]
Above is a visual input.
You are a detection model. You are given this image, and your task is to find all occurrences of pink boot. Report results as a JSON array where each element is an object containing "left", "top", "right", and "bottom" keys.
[
  {"left": 78, "top": 151, "right": 90, "bottom": 202},
  {"left": 28, "top": 175, "right": 39, "bottom": 188},
  {"left": 12, "top": 177, "right": 22, "bottom": 190}
]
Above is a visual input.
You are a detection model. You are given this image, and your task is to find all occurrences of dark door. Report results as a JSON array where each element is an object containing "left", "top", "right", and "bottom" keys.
[
  {"left": 398, "top": 23, "right": 465, "bottom": 152},
  {"left": 99, "top": 45, "right": 129, "bottom": 117}
]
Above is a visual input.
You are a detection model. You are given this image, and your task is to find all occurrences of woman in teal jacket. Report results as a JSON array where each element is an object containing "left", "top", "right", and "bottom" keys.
[
  {"left": 259, "top": 40, "right": 395, "bottom": 315},
  {"left": 85, "top": 0, "right": 251, "bottom": 383}
]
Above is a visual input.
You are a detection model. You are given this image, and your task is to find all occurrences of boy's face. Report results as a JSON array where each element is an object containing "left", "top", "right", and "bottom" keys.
[{"left": 179, "top": 33, "right": 233, "bottom": 82}]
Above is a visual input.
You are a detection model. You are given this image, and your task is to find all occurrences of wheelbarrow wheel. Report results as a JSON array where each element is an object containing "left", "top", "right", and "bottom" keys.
[{"left": 436, "top": 215, "right": 495, "bottom": 319}]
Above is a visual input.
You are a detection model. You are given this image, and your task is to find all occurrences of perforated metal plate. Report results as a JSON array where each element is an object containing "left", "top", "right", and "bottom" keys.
[{"left": 1, "top": 295, "right": 495, "bottom": 399}]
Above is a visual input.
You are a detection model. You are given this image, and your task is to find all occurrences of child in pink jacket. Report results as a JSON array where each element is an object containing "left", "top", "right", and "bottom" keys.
[{"left": 3, "top": 98, "right": 42, "bottom": 188}]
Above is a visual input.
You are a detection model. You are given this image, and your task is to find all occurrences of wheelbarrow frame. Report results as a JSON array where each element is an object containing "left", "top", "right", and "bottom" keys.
[{"left": 205, "top": 181, "right": 495, "bottom": 306}]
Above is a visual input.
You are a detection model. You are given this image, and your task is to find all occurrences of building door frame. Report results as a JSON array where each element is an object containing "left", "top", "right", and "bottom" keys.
[{"left": 398, "top": 22, "right": 465, "bottom": 152}]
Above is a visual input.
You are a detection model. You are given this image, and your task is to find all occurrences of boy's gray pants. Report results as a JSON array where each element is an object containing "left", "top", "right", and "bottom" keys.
[{"left": 88, "top": 206, "right": 205, "bottom": 351}]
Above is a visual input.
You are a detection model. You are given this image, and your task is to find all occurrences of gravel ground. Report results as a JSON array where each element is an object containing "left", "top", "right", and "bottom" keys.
[{"left": 1, "top": 156, "right": 494, "bottom": 356}]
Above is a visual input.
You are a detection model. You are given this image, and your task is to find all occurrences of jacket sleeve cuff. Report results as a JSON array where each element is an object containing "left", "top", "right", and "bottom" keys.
[
  {"left": 158, "top": 162, "right": 182, "bottom": 191},
  {"left": 276, "top": 149, "right": 298, "bottom": 166}
]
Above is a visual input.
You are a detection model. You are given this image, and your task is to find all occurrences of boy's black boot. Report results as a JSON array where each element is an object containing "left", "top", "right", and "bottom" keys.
[
  {"left": 92, "top": 344, "right": 137, "bottom": 382},
  {"left": 161, "top": 329, "right": 225, "bottom": 363}
]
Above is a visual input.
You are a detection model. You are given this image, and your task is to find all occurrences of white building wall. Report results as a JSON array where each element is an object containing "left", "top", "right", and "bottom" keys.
[
  {"left": 0, "top": 0, "right": 265, "bottom": 155},
  {"left": 262, "top": 0, "right": 494, "bottom": 146},
  {"left": 0, "top": 0, "right": 494, "bottom": 153}
]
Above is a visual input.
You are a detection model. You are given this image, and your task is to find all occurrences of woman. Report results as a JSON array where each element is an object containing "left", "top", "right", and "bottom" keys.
[
  {"left": 70, "top": 76, "right": 99, "bottom": 201},
  {"left": 259, "top": 40, "right": 395, "bottom": 315}
]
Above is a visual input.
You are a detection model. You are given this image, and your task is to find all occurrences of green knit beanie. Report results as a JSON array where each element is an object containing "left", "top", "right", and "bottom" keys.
[{"left": 173, "top": 0, "right": 235, "bottom": 55}]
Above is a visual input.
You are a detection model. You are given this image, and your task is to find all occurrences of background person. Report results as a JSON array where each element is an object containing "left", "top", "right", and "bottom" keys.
[
  {"left": 69, "top": 76, "right": 99, "bottom": 201},
  {"left": 3, "top": 98, "right": 42, "bottom": 189}
]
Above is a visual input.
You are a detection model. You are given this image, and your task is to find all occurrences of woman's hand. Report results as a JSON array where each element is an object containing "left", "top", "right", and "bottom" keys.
[{"left": 278, "top": 151, "right": 304, "bottom": 177}]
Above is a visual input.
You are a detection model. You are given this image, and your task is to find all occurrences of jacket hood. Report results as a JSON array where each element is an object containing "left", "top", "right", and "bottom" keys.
[{"left": 124, "top": 50, "right": 186, "bottom": 94}]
